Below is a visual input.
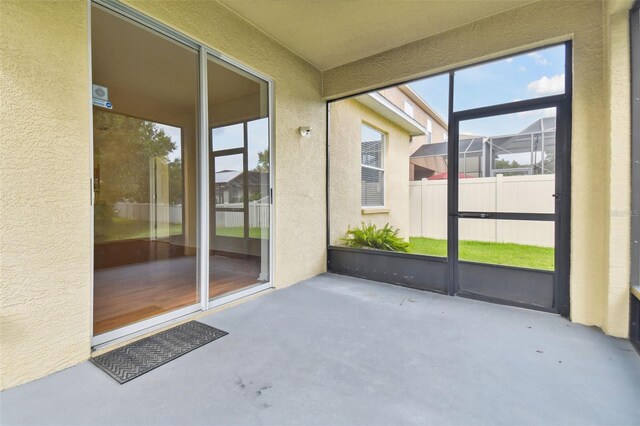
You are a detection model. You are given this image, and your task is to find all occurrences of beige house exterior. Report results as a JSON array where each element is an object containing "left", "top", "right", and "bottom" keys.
[
  {"left": 329, "top": 99, "right": 412, "bottom": 243},
  {"left": 329, "top": 86, "right": 445, "bottom": 243},
  {"left": 1, "top": 0, "right": 637, "bottom": 390}
]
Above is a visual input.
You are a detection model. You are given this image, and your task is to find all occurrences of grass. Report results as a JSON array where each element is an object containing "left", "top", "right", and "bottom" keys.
[
  {"left": 97, "top": 218, "right": 268, "bottom": 241},
  {"left": 407, "top": 237, "right": 554, "bottom": 270},
  {"left": 215, "top": 226, "right": 268, "bottom": 239},
  {"left": 96, "top": 217, "right": 183, "bottom": 241}
]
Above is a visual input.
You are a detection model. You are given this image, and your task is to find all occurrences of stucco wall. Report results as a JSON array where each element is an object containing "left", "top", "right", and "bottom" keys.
[
  {"left": 0, "top": 0, "right": 325, "bottom": 390},
  {"left": 0, "top": 1, "right": 92, "bottom": 390},
  {"left": 603, "top": 6, "right": 632, "bottom": 337},
  {"left": 323, "top": 0, "right": 629, "bottom": 337},
  {"left": 329, "top": 99, "right": 411, "bottom": 244},
  {"left": 377, "top": 87, "right": 448, "bottom": 155}
]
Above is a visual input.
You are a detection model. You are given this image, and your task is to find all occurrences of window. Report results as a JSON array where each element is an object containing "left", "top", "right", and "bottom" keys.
[
  {"left": 404, "top": 100, "right": 414, "bottom": 118},
  {"left": 361, "top": 124, "right": 385, "bottom": 207}
]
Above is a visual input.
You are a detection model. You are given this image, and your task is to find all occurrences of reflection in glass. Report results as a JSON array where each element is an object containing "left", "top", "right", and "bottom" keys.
[
  {"left": 92, "top": 4, "right": 199, "bottom": 335},
  {"left": 94, "top": 113, "right": 184, "bottom": 243},
  {"left": 212, "top": 123, "right": 243, "bottom": 151},
  {"left": 208, "top": 54, "right": 270, "bottom": 300},
  {"left": 213, "top": 154, "right": 244, "bottom": 239}
]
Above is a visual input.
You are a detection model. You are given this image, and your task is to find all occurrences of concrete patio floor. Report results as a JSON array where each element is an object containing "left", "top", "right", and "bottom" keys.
[{"left": 2, "top": 273, "right": 639, "bottom": 426}]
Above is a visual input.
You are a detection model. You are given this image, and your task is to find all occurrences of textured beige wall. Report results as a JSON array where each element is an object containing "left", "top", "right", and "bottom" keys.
[
  {"left": 0, "top": 0, "right": 325, "bottom": 390},
  {"left": 329, "top": 99, "right": 411, "bottom": 244},
  {"left": 323, "top": 0, "right": 628, "bottom": 336},
  {"left": 377, "top": 87, "right": 448, "bottom": 154},
  {"left": 603, "top": 7, "right": 631, "bottom": 337},
  {"left": 0, "top": 1, "right": 92, "bottom": 390}
]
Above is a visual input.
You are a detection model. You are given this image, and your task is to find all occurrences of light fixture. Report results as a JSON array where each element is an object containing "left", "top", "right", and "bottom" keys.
[{"left": 299, "top": 126, "right": 312, "bottom": 138}]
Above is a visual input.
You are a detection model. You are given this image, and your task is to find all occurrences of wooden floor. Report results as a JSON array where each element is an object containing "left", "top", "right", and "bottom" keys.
[{"left": 93, "top": 254, "right": 263, "bottom": 335}]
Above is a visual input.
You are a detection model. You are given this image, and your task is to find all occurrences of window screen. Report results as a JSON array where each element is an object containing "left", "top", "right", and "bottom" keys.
[{"left": 361, "top": 125, "right": 384, "bottom": 206}]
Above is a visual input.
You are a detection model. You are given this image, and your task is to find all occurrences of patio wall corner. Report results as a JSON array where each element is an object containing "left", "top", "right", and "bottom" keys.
[
  {"left": 321, "top": 0, "right": 631, "bottom": 337},
  {"left": 603, "top": 3, "right": 633, "bottom": 337}
]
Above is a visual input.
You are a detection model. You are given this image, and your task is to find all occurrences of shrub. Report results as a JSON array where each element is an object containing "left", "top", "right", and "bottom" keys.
[{"left": 341, "top": 222, "right": 409, "bottom": 252}]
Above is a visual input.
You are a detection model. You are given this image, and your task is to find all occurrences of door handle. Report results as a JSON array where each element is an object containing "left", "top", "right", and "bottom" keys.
[
  {"left": 552, "top": 193, "right": 562, "bottom": 200},
  {"left": 457, "top": 212, "right": 491, "bottom": 219}
]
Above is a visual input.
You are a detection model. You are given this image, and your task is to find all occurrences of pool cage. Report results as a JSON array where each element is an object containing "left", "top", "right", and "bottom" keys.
[{"left": 410, "top": 117, "right": 556, "bottom": 180}]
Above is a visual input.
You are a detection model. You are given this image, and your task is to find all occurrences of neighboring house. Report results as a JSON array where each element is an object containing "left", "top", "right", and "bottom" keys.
[
  {"left": 214, "top": 169, "right": 269, "bottom": 204},
  {"left": 329, "top": 87, "right": 442, "bottom": 242},
  {"left": 378, "top": 86, "right": 449, "bottom": 180}
]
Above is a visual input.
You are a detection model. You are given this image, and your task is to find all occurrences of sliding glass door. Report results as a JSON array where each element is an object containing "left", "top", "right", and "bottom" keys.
[
  {"left": 91, "top": 3, "right": 271, "bottom": 344},
  {"left": 92, "top": 4, "right": 200, "bottom": 338},
  {"left": 207, "top": 55, "right": 270, "bottom": 301}
]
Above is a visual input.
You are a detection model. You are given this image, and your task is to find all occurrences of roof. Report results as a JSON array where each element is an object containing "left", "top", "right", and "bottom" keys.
[
  {"left": 215, "top": 170, "right": 243, "bottom": 183},
  {"left": 411, "top": 137, "right": 484, "bottom": 158},
  {"left": 215, "top": 170, "right": 269, "bottom": 185},
  {"left": 354, "top": 92, "right": 426, "bottom": 136},
  {"left": 411, "top": 117, "right": 556, "bottom": 159},
  {"left": 398, "top": 85, "right": 448, "bottom": 130},
  {"left": 429, "top": 172, "right": 474, "bottom": 180},
  {"left": 518, "top": 116, "right": 556, "bottom": 134}
]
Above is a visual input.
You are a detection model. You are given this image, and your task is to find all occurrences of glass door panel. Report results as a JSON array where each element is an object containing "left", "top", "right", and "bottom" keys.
[
  {"left": 213, "top": 154, "right": 245, "bottom": 242},
  {"left": 455, "top": 107, "right": 559, "bottom": 309},
  {"left": 91, "top": 4, "right": 199, "bottom": 336},
  {"left": 207, "top": 55, "right": 270, "bottom": 300}
]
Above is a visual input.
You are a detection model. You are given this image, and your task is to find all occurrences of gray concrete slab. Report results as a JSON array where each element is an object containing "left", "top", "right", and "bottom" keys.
[{"left": 2, "top": 273, "right": 639, "bottom": 426}]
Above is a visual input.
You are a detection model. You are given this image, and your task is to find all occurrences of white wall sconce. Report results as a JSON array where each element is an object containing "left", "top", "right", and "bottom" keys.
[{"left": 299, "top": 126, "right": 312, "bottom": 138}]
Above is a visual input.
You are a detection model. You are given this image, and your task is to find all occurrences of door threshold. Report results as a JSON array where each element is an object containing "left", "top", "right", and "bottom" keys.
[
  {"left": 92, "top": 304, "right": 203, "bottom": 351},
  {"left": 92, "top": 282, "right": 274, "bottom": 352}
]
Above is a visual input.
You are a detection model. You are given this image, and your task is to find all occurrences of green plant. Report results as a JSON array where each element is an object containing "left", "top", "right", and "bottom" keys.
[{"left": 341, "top": 222, "right": 409, "bottom": 252}]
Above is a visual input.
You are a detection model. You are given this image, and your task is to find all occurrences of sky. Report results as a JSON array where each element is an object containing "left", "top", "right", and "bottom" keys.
[
  {"left": 155, "top": 118, "right": 269, "bottom": 172},
  {"left": 156, "top": 45, "right": 565, "bottom": 172},
  {"left": 408, "top": 44, "right": 565, "bottom": 137}
]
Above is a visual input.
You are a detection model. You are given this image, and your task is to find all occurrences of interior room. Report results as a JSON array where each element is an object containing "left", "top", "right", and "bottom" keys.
[{"left": 91, "top": 5, "right": 269, "bottom": 336}]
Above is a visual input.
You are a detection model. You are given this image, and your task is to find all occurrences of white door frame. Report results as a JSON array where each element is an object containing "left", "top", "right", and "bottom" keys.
[{"left": 89, "top": 0, "right": 275, "bottom": 348}]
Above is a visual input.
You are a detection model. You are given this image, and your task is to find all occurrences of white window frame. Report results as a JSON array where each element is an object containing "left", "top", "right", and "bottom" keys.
[{"left": 360, "top": 123, "right": 386, "bottom": 208}]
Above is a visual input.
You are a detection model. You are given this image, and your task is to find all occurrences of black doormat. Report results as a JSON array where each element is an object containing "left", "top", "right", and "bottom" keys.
[{"left": 91, "top": 321, "right": 228, "bottom": 384}]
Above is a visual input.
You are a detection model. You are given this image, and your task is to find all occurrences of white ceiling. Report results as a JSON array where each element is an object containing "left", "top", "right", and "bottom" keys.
[{"left": 218, "top": 0, "right": 537, "bottom": 70}]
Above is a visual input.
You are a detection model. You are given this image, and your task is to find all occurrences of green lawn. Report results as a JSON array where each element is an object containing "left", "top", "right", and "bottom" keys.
[
  {"left": 408, "top": 237, "right": 554, "bottom": 270},
  {"left": 216, "top": 226, "right": 268, "bottom": 239},
  {"left": 96, "top": 217, "right": 183, "bottom": 241}
]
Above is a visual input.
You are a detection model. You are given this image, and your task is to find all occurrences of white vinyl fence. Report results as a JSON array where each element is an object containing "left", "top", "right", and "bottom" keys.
[
  {"left": 114, "top": 202, "right": 183, "bottom": 224},
  {"left": 114, "top": 201, "right": 270, "bottom": 229},
  {"left": 409, "top": 174, "right": 555, "bottom": 247},
  {"left": 215, "top": 202, "right": 270, "bottom": 229}
]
